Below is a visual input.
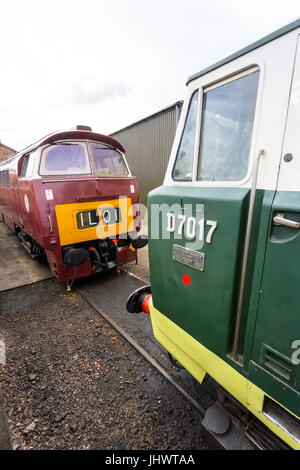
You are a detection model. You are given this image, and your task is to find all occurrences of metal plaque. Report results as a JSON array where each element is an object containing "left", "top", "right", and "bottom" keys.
[{"left": 172, "top": 244, "right": 205, "bottom": 271}]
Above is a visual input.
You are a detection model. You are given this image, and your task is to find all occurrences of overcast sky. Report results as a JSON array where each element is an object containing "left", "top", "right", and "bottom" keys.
[{"left": 0, "top": 0, "right": 299, "bottom": 151}]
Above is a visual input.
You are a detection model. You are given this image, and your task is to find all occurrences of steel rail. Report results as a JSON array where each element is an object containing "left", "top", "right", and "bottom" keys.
[{"left": 78, "top": 288, "right": 206, "bottom": 416}]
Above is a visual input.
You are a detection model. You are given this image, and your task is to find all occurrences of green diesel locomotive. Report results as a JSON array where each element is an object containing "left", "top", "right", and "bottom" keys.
[{"left": 128, "top": 19, "right": 300, "bottom": 449}]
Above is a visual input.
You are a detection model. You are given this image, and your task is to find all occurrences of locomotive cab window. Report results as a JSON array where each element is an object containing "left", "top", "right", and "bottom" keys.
[
  {"left": 0, "top": 170, "right": 10, "bottom": 188},
  {"left": 172, "top": 90, "right": 199, "bottom": 181},
  {"left": 40, "top": 142, "right": 90, "bottom": 176},
  {"left": 89, "top": 143, "right": 128, "bottom": 176},
  {"left": 197, "top": 69, "right": 259, "bottom": 181},
  {"left": 21, "top": 151, "right": 36, "bottom": 178},
  {"left": 21, "top": 154, "right": 30, "bottom": 177}
]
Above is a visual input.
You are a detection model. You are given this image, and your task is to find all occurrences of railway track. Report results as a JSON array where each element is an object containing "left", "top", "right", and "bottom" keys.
[
  {"left": 79, "top": 288, "right": 206, "bottom": 417},
  {"left": 0, "top": 219, "right": 288, "bottom": 451},
  {"left": 0, "top": 276, "right": 208, "bottom": 450},
  {"left": 78, "top": 269, "right": 292, "bottom": 451},
  {"left": 77, "top": 270, "right": 254, "bottom": 450},
  {"left": 0, "top": 266, "right": 289, "bottom": 450}
]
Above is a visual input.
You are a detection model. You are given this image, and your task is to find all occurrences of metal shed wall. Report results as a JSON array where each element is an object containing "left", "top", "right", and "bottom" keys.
[{"left": 110, "top": 101, "right": 182, "bottom": 204}]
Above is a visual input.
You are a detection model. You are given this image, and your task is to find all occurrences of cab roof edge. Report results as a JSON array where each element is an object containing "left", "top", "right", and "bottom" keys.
[
  {"left": 10, "top": 130, "right": 125, "bottom": 159},
  {"left": 186, "top": 17, "right": 300, "bottom": 86}
]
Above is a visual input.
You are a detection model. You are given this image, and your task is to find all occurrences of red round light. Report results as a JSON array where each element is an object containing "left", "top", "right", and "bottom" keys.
[{"left": 182, "top": 274, "right": 191, "bottom": 286}]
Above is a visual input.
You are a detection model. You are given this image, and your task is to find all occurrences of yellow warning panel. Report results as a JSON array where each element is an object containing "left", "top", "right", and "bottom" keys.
[{"left": 55, "top": 197, "right": 134, "bottom": 246}]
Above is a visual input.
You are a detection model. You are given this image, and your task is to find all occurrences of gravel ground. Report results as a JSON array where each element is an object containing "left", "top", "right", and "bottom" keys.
[{"left": 0, "top": 278, "right": 206, "bottom": 450}]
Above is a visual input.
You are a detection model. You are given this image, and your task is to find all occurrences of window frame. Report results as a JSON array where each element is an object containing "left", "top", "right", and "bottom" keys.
[
  {"left": 88, "top": 141, "right": 129, "bottom": 177},
  {"left": 20, "top": 149, "right": 40, "bottom": 179},
  {"left": 172, "top": 89, "right": 200, "bottom": 182},
  {"left": 0, "top": 169, "right": 10, "bottom": 188},
  {"left": 39, "top": 140, "right": 91, "bottom": 177},
  {"left": 20, "top": 154, "right": 29, "bottom": 178},
  {"left": 196, "top": 66, "right": 260, "bottom": 183},
  {"left": 169, "top": 62, "right": 264, "bottom": 188}
]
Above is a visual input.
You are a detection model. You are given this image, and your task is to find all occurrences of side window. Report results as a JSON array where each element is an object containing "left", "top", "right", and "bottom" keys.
[
  {"left": 21, "top": 151, "right": 37, "bottom": 178},
  {"left": 197, "top": 70, "right": 259, "bottom": 181},
  {"left": 0, "top": 170, "right": 10, "bottom": 188},
  {"left": 173, "top": 90, "right": 199, "bottom": 181},
  {"left": 21, "top": 154, "right": 30, "bottom": 177}
]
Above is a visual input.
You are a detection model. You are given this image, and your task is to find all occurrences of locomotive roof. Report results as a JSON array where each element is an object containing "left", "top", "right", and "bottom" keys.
[
  {"left": 4, "top": 129, "right": 125, "bottom": 163},
  {"left": 187, "top": 17, "right": 300, "bottom": 85}
]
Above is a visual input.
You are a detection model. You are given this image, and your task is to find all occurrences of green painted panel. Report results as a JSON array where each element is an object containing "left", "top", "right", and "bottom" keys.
[
  {"left": 252, "top": 191, "right": 300, "bottom": 411},
  {"left": 241, "top": 190, "right": 275, "bottom": 369},
  {"left": 249, "top": 362, "right": 300, "bottom": 419},
  {"left": 148, "top": 184, "right": 300, "bottom": 416},
  {"left": 148, "top": 185, "right": 250, "bottom": 358}
]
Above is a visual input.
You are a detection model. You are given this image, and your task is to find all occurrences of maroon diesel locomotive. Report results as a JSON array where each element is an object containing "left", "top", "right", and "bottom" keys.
[{"left": 0, "top": 126, "right": 146, "bottom": 285}]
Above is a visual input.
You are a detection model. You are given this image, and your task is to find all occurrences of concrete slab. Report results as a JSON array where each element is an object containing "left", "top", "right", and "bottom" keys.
[{"left": 0, "top": 222, "right": 52, "bottom": 293}]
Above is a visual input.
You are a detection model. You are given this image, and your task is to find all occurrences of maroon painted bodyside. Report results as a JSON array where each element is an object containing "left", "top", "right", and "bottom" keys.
[{"left": 0, "top": 130, "right": 141, "bottom": 282}]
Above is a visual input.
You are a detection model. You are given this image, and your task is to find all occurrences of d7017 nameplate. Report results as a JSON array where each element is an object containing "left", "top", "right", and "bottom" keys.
[{"left": 172, "top": 244, "right": 205, "bottom": 271}]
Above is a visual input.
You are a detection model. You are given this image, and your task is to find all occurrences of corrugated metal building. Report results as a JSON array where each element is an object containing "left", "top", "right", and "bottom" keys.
[{"left": 110, "top": 101, "right": 183, "bottom": 204}]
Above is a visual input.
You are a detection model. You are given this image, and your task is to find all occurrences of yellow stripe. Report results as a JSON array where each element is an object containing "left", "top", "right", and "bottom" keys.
[
  {"left": 149, "top": 302, "right": 300, "bottom": 450},
  {"left": 55, "top": 198, "right": 134, "bottom": 246}
]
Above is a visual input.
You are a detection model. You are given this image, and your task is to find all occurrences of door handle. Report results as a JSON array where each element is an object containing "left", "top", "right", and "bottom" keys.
[{"left": 273, "top": 215, "right": 300, "bottom": 229}]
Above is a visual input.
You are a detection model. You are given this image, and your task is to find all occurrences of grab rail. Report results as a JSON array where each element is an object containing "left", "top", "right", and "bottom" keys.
[{"left": 232, "top": 149, "right": 265, "bottom": 361}]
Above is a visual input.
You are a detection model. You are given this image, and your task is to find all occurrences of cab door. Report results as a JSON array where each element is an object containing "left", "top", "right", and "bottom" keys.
[{"left": 250, "top": 37, "right": 300, "bottom": 417}]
